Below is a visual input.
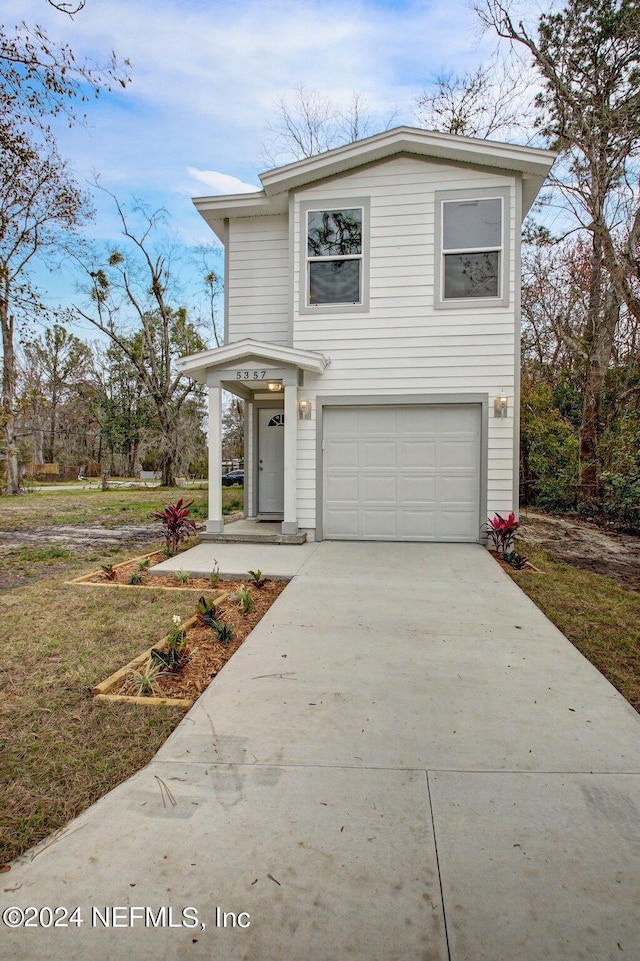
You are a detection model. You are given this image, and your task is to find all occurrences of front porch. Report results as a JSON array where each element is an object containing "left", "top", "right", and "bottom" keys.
[
  {"left": 178, "top": 338, "right": 329, "bottom": 540},
  {"left": 200, "top": 517, "right": 307, "bottom": 545}
]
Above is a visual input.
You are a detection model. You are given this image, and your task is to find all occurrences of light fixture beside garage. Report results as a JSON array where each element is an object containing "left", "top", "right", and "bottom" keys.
[
  {"left": 298, "top": 399, "right": 312, "bottom": 420},
  {"left": 494, "top": 395, "right": 508, "bottom": 418}
]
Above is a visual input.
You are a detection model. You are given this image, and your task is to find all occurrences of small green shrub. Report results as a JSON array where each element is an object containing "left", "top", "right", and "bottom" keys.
[
  {"left": 195, "top": 596, "right": 234, "bottom": 644},
  {"left": 248, "top": 568, "right": 266, "bottom": 588},
  {"left": 174, "top": 569, "right": 190, "bottom": 585},
  {"left": 129, "top": 572, "right": 144, "bottom": 585},
  {"left": 100, "top": 564, "right": 116, "bottom": 580},
  {"left": 196, "top": 595, "right": 218, "bottom": 629},
  {"left": 215, "top": 622, "right": 234, "bottom": 645},
  {"left": 233, "top": 583, "right": 254, "bottom": 615},
  {"left": 122, "top": 658, "right": 165, "bottom": 697},
  {"left": 151, "top": 615, "right": 187, "bottom": 671},
  {"left": 503, "top": 549, "right": 528, "bottom": 570},
  {"left": 210, "top": 560, "right": 220, "bottom": 589}
]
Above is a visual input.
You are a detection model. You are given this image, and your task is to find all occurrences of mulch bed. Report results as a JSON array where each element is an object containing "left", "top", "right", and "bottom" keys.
[
  {"left": 74, "top": 548, "right": 241, "bottom": 591},
  {"left": 111, "top": 578, "right": 288, "bottom": 701}
]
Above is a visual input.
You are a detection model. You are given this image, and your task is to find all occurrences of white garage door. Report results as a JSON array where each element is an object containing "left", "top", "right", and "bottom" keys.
[{"left": 323, "top": 405, "right": 481, "bottom": 542}]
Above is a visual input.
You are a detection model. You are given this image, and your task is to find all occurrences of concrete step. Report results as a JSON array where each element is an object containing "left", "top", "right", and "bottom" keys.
[{"left": 200, "top": 531, "right": 307, "bottom": 545}]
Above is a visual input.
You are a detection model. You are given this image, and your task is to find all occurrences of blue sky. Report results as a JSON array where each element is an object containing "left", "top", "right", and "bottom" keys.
[{"left": 7, "top": 0, "right": 503, "bottom": 334}]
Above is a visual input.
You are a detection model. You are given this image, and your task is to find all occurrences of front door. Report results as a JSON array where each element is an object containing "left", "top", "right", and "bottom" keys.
[{"left": 258, "top": 408, "right": 285, "bottom": 514}]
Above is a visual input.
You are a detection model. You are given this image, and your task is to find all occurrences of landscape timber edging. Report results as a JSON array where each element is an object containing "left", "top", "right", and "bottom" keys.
[
  {"left": 93, "top": 604, "right": 228, "bottom": 710},
  {"left": 65, "top": 548, "right": 224, "bottom": 592}
]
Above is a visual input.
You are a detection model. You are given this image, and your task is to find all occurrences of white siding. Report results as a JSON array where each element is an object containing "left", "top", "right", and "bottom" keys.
[
  {"left": 290, "top": 156, "right": 519, "bottom": 532},
  {"left": 227, "top": 216, "right": 289, "bottom": 345}
]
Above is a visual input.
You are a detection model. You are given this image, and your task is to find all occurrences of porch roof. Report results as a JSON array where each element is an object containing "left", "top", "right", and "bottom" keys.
[{"left": 178, "top": 338, "right": 330, "bottom": 384}]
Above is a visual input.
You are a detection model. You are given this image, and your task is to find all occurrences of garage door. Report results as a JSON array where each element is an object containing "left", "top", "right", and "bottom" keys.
[{"left": 323, "top": 405, "right": 481, "bottom": 541}]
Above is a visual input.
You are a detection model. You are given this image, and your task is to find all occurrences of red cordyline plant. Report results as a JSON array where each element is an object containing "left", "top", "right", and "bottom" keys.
[
  {"left": 153, "top": 499, "right": 197, "bottom": 555},
  {"left": 485, "top": 512, "right": 519, "bottom": 554}
]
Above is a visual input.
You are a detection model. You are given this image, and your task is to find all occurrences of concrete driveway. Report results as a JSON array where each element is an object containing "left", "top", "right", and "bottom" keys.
[{"left": 2, "top": 543, "right": 639, "bottom": 960}]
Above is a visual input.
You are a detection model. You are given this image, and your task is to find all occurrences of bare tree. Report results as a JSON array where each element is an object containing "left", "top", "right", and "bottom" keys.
[
  {"left": 477, "top": 0, "right": 640, "bottom": 503},
  {"left": 415, "top": 62, "right": 534, "bottom": 140},
  {"left": 72, "top": 190, "right": 207, "bottom": 487},
  {"left": 262, "top": 83, "right": 397, "bottom": 166},
  {"left": 0, "top": 144, "right": 88, "bottom": 492},
  {"left": 0, "top": 9, "right": 129, "bottom": 493},
  {"left": 192, "top": 247, "right": 224, "bottom": 347},
  {"left": 0, "top": 17, "right": 129, "bottom": 160}
]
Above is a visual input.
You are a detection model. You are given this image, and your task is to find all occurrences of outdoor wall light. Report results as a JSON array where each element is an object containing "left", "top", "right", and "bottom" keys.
[
  {"left": 494, "top": 395, "right": 508, "bottom": 418},
  {"left": 267, "top": 382, "right": 283, "bottom": 392},
  {"left": 298, "top": 399, "right": 312, "bottom": 420}
]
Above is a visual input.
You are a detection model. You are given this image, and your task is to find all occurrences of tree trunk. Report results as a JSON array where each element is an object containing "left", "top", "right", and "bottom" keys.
[
  {"left": 578, "top": 356, "right": 602, "bottom": 505},
  {"left": 160, "top": 453, "right": 175, "bottom": 487},
  {"left": 1, "top": 292, "right": 20, "bottom": 495}
]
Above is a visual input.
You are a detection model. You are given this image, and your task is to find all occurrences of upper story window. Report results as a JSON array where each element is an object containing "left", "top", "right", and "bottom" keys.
[
  {"left": 307, "top": 208, "right": 363, "bottom": 305},
  {"left": 299, "top": 197, "right": 369, "bottom": 313},
  {"left": 442, "top": 198, "right": 502, "bottom": 299},
  {"left": 435, "top": 187, "right": 510, "bottom": 309}
]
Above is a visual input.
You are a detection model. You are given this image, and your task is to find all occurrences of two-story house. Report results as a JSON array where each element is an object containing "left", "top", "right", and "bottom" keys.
[{"left": 179, "top": 127, "right": 555, "bottom": 543}]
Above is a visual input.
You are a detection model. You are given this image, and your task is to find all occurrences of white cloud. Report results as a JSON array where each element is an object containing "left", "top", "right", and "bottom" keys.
[{"left": 186, "top": 168, "right": 261, "bottom": 195}]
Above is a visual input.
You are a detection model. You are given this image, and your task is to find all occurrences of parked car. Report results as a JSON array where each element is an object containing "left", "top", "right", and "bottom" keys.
[{"left": 222, "top": 470, "right": 244, "bottom": 486}]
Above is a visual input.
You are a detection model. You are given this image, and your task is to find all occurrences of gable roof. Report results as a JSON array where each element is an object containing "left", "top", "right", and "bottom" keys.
[
  {"left": 178, "top": 338, "right": 330, "bottom": 383},
  {"left": 193, "top": 126, "right": 556, "bottom": 239}
]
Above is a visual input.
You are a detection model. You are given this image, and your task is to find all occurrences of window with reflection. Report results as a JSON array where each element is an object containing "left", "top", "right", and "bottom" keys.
[
  {"left": 442, "top": 198, "right": 502, "bottom": 299},
  {"left": 307, "top": 208, "right": 363, "bottom": 305}
]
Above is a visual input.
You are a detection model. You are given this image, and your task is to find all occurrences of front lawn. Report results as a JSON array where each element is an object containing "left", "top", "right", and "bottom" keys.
[
  {"left": 0, "top": 496, "right": 636, "bottom": 869},
  {"left": 507, "top": 540, "right": 640, "bottom": 712},
  {"left": 0, "top": 548, "right": 187, "bottom": 866}
]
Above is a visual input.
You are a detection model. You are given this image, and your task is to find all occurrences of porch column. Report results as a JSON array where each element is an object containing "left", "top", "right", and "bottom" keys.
[
  {"left": 282, "top": 383, "right": 298, "bottom": 534},
  {"left": 206, "top": 386, "right": 224, "bottom": 534}
]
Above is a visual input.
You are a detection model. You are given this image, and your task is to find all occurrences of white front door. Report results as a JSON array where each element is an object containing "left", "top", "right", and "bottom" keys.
[{"left": 258, "top": 408, "right": 285, "bottom": 514}]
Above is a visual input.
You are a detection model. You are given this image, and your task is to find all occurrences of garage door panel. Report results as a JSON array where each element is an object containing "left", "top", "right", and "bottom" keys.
[
  {"left": 324, "top": 508, "right": 359, "bottom": 538},
  {"left": 401, "top": 406, "right": 438, "bottom": 431},
  {"left": 363, "top": 441, "right": 397, "bottom": 468},
  {"left": 325, "top": 473, "right": 359, "bottom": 503},
  {"left": 361, "top": 475, "right": 398, "bottom": 503},
  {"left": 399, "top": 440, "right": 437, "bottom": 468},
  {"left": 439, "top": 475, "right": 478, "bottom": 503},
  {"left": 362, "top": 510, "right": 397, "bottom": 538},
  {"left": 440, "top": 438, "right": 478, "bottom": 469},
  {"left": 364, "top": 408, "right": 398, "bottom": 431},
  {"left": 323, "top": 405, "right": 480, "bottom": 542},
  {"left": 325, "top": 441, "right": 359, "bottom": 469},
  {"left": 398, "top": 509, "right": 437, "bottom": 538},
  {"left": 398, "top": 475, "right": 437, "bottom": 504},
  {"left": 439, "top": 510, "right": 479, "bottom": 540}
]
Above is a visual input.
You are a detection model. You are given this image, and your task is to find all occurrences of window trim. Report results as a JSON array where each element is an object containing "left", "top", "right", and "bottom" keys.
[
  {"left": 434, "top": 186, "right": 511, "bottom": 309},
  {"left": 299, "top": 197, "right": 370, "bottom": 314}
]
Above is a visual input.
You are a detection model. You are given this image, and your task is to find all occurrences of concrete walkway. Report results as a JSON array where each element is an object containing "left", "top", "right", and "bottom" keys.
[{"left": 3, "top": 544, "right": 639, "bottom": 960}]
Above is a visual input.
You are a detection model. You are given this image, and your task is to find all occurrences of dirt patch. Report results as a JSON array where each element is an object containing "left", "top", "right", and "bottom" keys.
[
  {"left": 0, "top": 524, "right": 168, "bottom": 552},
  {"left": 519, "top": 510, "right": 640, "bottom": 593}
]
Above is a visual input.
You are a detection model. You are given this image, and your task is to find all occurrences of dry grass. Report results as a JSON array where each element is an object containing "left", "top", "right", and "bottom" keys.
[
  {"left": 0, "top": 487, "right": 209, "bottom": 532},
  {"left": 508, "top": 540, "right": 640, "bottom": 712},
  {"left": 0, "top": 486, "right": 249, "bottom": 867},
  {"left": 0, "top": 554, "right": 194, "bottom": 866}
]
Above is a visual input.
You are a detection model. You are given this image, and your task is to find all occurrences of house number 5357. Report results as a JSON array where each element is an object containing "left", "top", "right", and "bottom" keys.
[{"left": 235, "top": 370, "right": 267, "bottom": 380}]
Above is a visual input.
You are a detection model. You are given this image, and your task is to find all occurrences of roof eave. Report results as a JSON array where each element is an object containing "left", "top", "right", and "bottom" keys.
[
  {"left": 178, "top": 338, "right": 330, "bottom": 383},
  {"left": 259, "top": 126, "right": 556, "bottom": 199}
]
